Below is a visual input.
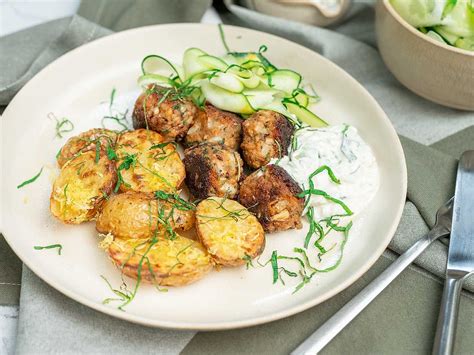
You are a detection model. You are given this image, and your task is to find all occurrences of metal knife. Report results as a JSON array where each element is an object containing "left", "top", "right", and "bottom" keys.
[{"left": 433, "top": 150, "right": 474, "bottom": 355}]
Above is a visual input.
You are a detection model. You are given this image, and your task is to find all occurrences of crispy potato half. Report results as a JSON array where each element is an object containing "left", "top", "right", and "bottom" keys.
[
  {"left": 50, "top": 151, "right": 117, "bottom": 224},
  {"left": 115, "top": 129, "right": 185, "bottom": 193},
  {"left": 96, "top": 191, "right": 195, "bottom": 240},
  {"left": 108, "top": 235, "right": 213, "bottom": 287},
  {"left": 195, "top": 197, "right": 265, "bottom": 266},
  {"left": 57, "top": 128, "right": 118, "bottom": 168}
]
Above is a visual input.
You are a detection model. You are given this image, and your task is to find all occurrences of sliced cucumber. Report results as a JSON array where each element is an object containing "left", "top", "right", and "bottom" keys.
[
  {"left": 293, "top": 90, "right": 309, "bottom": 107},
  {"left": 244, "top": 89, "right": 276, "bottom": 110},
  {"left": 183, "top": 48, "right": 208, "bottom": 78},
  {"left": 137, "top": 74, "right": 173, "bottom": 88},
  {"left": 426, "top": 30, "right": 447, "bottom": 43},
  {"left": 284, "top": 101, "right": 328, "bottom": 128},
  {"left": 197, "top": 55, "right": 228, "bottom": 71},
  {"left": 209, "top": 72, "right": 244, "bottom": 93},
  {"left": 455, "top": 36, "right": 474, "bottom": 50},
  {"left": 267, "top": 69, "right": 302, "bottom": 94},
  {"left": 200, "top": 82, "right": 254, "bottom": 114},
  {"left": 141, "top": 55, "right": 183, "bottom": 81},
  {"left": 433, "top": 26, "right": 459, "bottom": 44}
]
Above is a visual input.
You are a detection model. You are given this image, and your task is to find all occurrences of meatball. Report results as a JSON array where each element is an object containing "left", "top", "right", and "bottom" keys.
[
  {"left": 57, "top": 128, "right": 118, "bottom": 168},
  {"left": 239, "top": 164, "right": 304, "bottom": 233},
  {"left": 240, "top": 110, "right": 293, "bottom": 169},
  {"left": 132, "top": 85, "right": 198, "bottom": 141},
  {"left": 185, "top": 104, "right": 242, "bottom": 150},
  {"left": 184, "top": 143, "right": 244, "bottom": 199}
]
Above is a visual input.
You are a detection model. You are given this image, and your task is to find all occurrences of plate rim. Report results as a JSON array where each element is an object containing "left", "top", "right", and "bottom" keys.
[{"left": 1, "top": 23, "right": 407, "bottom": 330}]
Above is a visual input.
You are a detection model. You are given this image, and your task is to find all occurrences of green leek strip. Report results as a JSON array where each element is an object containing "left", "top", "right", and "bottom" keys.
[
  {"left": 298, "top": 188, "right": 353, "bottom": 216},
  {"left": 141, "top": 55, "right": 183, "bottom": 82},
  {"left": 270, "top": 251, "right": 279, "bottom": 284},
  {"left": 17, "top": 167, "right": 43, "bottom": 189}
]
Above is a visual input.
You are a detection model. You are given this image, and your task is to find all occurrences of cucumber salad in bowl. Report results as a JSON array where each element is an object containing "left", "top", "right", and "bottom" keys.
[{"left": 390, "top": 0, "right": 474, "bottom": 51}]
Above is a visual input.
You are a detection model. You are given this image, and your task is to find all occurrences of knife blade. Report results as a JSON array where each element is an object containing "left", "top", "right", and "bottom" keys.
[
  {"left": 433, "top": 150, "right": 474, "bottom": 355},
  {"left": 448, "top": 150, "right": 474, "bottom": 274}
]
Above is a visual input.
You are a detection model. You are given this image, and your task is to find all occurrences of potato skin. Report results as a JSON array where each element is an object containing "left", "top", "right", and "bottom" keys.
[
  {"left": 115, "top": 129, "right": 185, "bottom": 193},
  {"left": 50, "top": 151, "right": 117, "bottom": 224},
  {"left": 240, "top": 110, "right": 293, "bottom": 169},
  {"left": 132, "top": 85, "right": 198, "bottom": 141},
  {"left": 183, "top": 143, "right": 244, "bottom": 199},
  {"left": 196, "top": 197, "right": 265, "bottom": 266},
  {"left": 185, "top": 104, "right": 242, "bottom": 150},
  {"left": 57, "top": 128, "right": 118, "bottom": 168},
  {"left": 96, "top": 191, "right": 194, "bottom": 239},
  {"left": 239, "top": 165, "right": 304, "bottom": 233},
  {"left": 108, "top": 235, "right": 213, "bottom": 287}
]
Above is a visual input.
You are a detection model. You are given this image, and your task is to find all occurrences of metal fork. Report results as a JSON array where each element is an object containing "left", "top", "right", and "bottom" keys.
[{"left": 292, "top": 198, "right": 454, "bottom": 355}]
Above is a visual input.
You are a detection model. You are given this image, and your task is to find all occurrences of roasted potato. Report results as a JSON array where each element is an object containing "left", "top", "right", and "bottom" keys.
[
  {"left": 132, "top": 85, "right": 198, "bottom": 141},
  {"left": 195, "top": 197, "right": 265, "bottom": 266},
  {"left": 96, "top": 191, "right": 194, "bottom": 240},
  {"left": 240, "top": 110, "right": 293, "bottom": 169},
  {"left": 239, "top": 164, "right": 304, "bottom": 233},
  {"left": 185, "top": 104, "right": 242, "bottom": 150},
  {"left": 50, "top": 151, "right": 117, "bottom": 224},
  {"left": 115, "top": 129, "right": 185, "bottom": 193},
  {"left": 108, "top": 235, "right": 213, "bottom": 286},
  {"left": 57, "top": 128, "right": 118, "bottom": 168},
  {"left": 183, "top": 143, "right": 244, "bottom": 199}
]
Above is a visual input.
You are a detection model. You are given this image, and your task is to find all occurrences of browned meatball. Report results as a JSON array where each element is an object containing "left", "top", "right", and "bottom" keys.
[
  {"left": 240, "top": 110, "right": 293, "bottom": 169},
  {"left": 239, "top": 165, "right": 304, "bottom": 233},
  {"left": 184, "top": 143, "right": 244, "bottom": 199},
  {"left": 132, "top": 85, "right": 198, "bottom": 141},
  {"left": 185, "top": 104, "right": 242, "bottom": 150}
]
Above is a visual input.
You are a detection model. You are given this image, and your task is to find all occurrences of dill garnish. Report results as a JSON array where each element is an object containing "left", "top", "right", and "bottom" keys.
[
  {"left": 270, "top": 251, "right": 279, "bottom": 284},
  {"left": 17, "top": 167, "right": 43, "bottom": 189},
  {"left": 218, "top": 23, "right": 231, "bottom": 52},
  {"left": 34, "top": 244, "right": 62, "bottom": 255},
  {"left": 243, "top": 254, "right": 254, "bottom": 270},
  {"left": 95, "top": 140, "right": 101, "bottom": 164},
  {"left": 50, "top": 113, "right": 74, "bottom": 138},
  {"left": 109, "top": 88, "right": 116, "bottom": 109},
  {"left": 114, "top": 153, "right": 137, "bottom": 192}
]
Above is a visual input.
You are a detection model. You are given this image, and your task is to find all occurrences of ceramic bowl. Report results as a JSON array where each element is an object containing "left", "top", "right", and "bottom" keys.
[{"left": 375, "top": 0, "right": 474, "bottom": 111}]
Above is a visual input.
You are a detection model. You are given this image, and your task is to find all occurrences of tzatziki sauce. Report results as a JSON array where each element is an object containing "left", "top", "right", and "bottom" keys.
[{"left": 271, "top": 124, "right": 379, "bottom": 218}]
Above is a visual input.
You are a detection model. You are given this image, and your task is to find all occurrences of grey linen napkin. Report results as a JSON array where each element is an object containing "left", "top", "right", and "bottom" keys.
[{"left": 1, "top": 0, "right": 473, "bottom": 354}]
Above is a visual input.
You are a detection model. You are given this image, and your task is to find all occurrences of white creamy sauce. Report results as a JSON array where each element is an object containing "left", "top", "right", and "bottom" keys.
[{"left": 272, "top": 124, "right": 379, "bottom": 218}]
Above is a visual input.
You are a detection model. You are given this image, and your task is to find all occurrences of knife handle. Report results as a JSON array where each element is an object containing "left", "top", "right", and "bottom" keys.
[{"left": 432, "top": 272, "right": 466, "bottom": 355}]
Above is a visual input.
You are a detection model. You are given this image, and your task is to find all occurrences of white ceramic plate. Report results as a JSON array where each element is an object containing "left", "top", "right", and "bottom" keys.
[{"left": 1, "top": 24, "right": 406, "bottom": 330}]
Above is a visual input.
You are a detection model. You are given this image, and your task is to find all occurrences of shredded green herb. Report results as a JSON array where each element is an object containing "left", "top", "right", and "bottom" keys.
[
  {"left": 109, "top": 88, "right": 116, "bottom": 110},
  {"left": 95, "top": 140, "right": 101, "bottom": 164},
  {"left": 243, "top": 254, "right": 254, "bottom": 270},
  {"left": 17, "top": 167, "right": 43, "bottom": 189},
  {"left": 218, "top": 24, "right": 231, "bottom": 52},
  {"left": 270, "top": 251, "right": 279, "bottom": 284},
  {"left": 34, "top": 244, "right": 62, "bottom": 255},
  {"left": 54, "top": 116, "right": 74, "bottom": 138},
  {"left": 114, "top": 153, "right": 137, "bottom": 192}
]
